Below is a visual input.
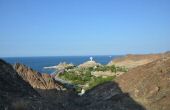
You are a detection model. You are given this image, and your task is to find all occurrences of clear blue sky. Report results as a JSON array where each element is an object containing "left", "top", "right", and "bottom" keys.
[{"left": 0, "top": 0, "right": 170, "bottom": 57}]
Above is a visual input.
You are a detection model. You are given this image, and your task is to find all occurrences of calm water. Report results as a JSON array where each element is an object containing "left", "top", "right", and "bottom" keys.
[{"left": 2, "top": 56, "right": 120, "bottom": 74}]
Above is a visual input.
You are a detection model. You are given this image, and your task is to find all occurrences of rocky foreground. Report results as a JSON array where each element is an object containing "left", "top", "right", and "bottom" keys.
[{"left": 0, "top": 53, "right": 170, "bottom": 110}]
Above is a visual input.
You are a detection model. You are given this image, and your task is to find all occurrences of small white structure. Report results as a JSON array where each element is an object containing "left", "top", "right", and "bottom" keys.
[
  {"left": 90, "top": 57, "right": 93, "bottom": 61},
  {"left": 78, "top": 89, "right": 85, "bottom": 96}
]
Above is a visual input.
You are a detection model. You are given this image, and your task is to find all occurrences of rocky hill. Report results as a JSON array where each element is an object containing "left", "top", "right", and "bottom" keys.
[
  {"left": 0, "top": 59, "right": 39, "bottom": 109},
  {"left": 108, "top": 53, "right": 170, "bottom": 69},
  {"left": 116, "top": 56, "right": 170, "bottom": 110},
  {"left": 14, "top": 63, "right": 64, "bottom": 95},
  {"left": 0, "top": 59, "right": 76, "bottom": 110}
]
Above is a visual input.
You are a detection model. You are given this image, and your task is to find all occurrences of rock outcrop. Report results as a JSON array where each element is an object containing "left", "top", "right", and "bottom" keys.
[
  {"left": 14, "top": 63, "right": 64, "bottom": 92},
  {"left": 78, "top": 61, "right": 101, "bottom": 68},
  {"left": 56, "top": 62, "right": 75, "bottom": 70},
  {"left": 108, "top": 53, "right": 163, "bottom": 69},
  {"left": 116, "top": 56, "right": 170, "bottom": 110}
]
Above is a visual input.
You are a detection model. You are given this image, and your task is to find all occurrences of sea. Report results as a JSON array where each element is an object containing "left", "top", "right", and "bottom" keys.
[{"left": 1, "top": 56, "right": 120, "bottom": 74}]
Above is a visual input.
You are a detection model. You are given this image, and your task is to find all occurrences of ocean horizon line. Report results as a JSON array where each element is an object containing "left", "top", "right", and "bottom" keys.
[{"left": 1, "top": 55, "right": 123, "bottom": 58}]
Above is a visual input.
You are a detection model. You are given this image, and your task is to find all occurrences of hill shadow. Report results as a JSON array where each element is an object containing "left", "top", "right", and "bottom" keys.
[
  {"left": 70, "top": 81, "right": 146, "bottom": 110},
  {"left": 34, "top": 81, "right": 146, "bottom": 110}
]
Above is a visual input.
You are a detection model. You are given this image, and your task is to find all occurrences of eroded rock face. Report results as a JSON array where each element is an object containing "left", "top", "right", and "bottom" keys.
[
  {"left": 116, "top": 57, "right": 170, "bottom": 110},
  {"left": 14, "top": 63, "right": 64, "bottom": 91}
]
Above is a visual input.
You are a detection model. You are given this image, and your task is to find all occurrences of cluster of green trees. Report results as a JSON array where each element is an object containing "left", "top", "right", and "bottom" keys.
[
  {"left": 58, "top": 65, "right": 127, "bottom": 92},
  {"left": 58, "top": 70, "right": 92, "bottom": 85},
  {"left": 94, "top": 65, "right": 128, "bottom": 73},
  {"left": 59, "top": 71, "right": 114, "bottom": 91}
]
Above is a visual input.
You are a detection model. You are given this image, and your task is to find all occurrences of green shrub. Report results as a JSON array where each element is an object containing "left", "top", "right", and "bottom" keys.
[
  {"left": 58, "top": 66, "right": 122, "bottom": 91},
  {"left": 110, "top": 65, "right": 117, "bottom": 73},
  {"left": 94, "top": 65, "right": 110, "bottom": 71}
]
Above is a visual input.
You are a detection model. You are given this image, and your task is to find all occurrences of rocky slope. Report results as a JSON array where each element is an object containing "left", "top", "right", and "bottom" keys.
[
  {"left": 0, "top": 59, "right": 75, "bottom": 110},
  {"left": 116, "top": 56, "right": 170, "bottom": 110},
  {"left": 0, "top": 59, "right": 39, "bottom": 109},
  {"left": 108, "top": 53, "right": 169, "bottom": 69},
  {"left": 14, "top": 63, "right": 64, "bottom": 94}
]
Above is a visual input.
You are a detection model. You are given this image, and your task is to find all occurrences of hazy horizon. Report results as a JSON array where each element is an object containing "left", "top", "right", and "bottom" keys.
[{"left": 1, "top": 0, "right": 170, "bottom": 57}]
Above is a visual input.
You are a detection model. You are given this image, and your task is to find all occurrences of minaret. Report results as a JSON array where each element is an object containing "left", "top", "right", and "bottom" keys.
[{"left": 90, "top": 57, "right": 93, "bottom": 61}]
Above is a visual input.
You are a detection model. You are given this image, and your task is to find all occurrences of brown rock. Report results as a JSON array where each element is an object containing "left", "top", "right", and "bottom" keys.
[{"left": 14, "top": 63, "right": 64, "bottom": 91}]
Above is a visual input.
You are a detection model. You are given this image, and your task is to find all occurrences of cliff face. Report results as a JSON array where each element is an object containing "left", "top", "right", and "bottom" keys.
[
  {"left": 116, "top": 57, "right": 170, "bottom": 110},
  {"left": 0, "top": 59, "right": 39, "bottom": 108},
  {"left": 14, "top": 63, "right": 64, "bottom": 91}
]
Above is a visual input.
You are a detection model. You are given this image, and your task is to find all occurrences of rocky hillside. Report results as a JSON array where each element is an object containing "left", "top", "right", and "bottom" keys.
[
  {"left": 0, "top": 59, "right": 39, "bottom": 109},
  {"left": 0, "top": 59, "right": 75, "bottom": 110},
  {"left": 14, "top": 63, "right": 64, "bottom": 94},
  {"left": 108, "top": 53, "right": 169, "bottom": 69},
  {"left": 116, "top": 56, "right": 170, "bottom": 110}
]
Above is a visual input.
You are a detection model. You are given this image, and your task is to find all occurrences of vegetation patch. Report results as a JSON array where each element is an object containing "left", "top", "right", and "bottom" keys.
[{"left": 58, "top": 65, "right": 127, "bottom": 92}]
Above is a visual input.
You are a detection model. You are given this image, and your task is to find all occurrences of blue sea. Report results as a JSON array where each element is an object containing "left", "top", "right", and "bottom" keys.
[{"left": 1, "top": 56, "right": 120, "bottom": 74}]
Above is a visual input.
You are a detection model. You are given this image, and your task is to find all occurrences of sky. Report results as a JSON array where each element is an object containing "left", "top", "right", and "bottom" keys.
[{"left": 0, "top": 0, "right": 170, "bottom": 57}]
